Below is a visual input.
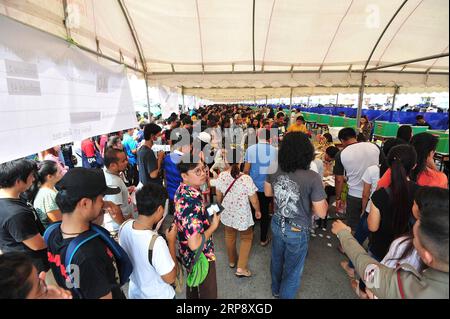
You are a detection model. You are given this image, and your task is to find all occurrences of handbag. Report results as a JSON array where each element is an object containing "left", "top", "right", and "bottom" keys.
[
  {"left": 186, "top": 233, "right": 209, "bottom": 288},
  {"left": 223, "top": 174, "right": 243, "bottom": 200}
]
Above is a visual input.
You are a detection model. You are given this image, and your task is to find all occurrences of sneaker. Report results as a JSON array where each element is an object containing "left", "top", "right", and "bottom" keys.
[{"left": 340, "top": 261, "right": 355, "bottom": 278}]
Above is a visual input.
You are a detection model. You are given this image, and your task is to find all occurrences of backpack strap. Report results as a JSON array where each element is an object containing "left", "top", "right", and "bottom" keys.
[
  {"left": 118, "top": 219, "right": 133, "bottom": 239},
  {"left": 189, "top": 233, "right": 206, "bottom": 273},
  {"left": 43, "top": 222, "right": 61, "bottom": 244},
  {"left": 91, "top": 224, "right": 120, "bottom": 256},
  {"left": 64, "top": 230, "right": 100, "bottom": 299},
  {"left": 147, "top": 233, "right": 159, "bottom": 266}
]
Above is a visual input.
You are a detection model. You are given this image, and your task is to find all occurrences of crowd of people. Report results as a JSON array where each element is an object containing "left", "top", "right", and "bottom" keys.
[{"left": 0, "top": 105, "right": 448, "bottom": 299}]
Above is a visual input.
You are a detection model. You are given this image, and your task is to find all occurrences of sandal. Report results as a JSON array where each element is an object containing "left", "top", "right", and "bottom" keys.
[
  {"left": 235, "top": 269, "right": 252, "bottom": 278},
  {"left": 229, "top": 263, "right": 236, "bottom": 268},
  {"left": 260, "top": 237, "right": 271, "bottom": 247},
  {"left": 340, "top": 261, "right": 355, "bottom": 279},
  {"left": 351, "top": 279, "right": 369, "bottom": 299}
]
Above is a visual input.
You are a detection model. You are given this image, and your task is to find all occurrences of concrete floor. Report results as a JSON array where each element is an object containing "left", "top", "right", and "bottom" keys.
[
  {"left": 122, "top": 206, "right": 357, "bottom": 299},
  {"left": 171, "top": 217, "right": 357, "bottom": 299}
]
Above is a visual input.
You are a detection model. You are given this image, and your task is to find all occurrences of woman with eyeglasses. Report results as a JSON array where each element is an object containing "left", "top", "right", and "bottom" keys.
[
  {"left": 173, "top": 159, "right": 221, "bottom": 299},
  {"left": 0, "top": 252, "right": 72, "bottom": 299}
]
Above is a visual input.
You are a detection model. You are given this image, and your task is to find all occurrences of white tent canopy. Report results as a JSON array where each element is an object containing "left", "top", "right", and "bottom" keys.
[{"left": 0, "top": 0, "right": 448, "bottom": 100}]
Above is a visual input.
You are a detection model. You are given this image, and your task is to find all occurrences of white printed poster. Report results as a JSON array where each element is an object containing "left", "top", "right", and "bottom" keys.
[
  {"left": 0, "top": 15, "right": 138, "bottom": 163},
  {"left": 158, "top": 85, "right": 180, "bottom": 119}
]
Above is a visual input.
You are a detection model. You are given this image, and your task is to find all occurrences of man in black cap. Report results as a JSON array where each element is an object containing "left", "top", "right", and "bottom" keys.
[{"left": 46, "top": 168, "right": 124, "bottom": 299}]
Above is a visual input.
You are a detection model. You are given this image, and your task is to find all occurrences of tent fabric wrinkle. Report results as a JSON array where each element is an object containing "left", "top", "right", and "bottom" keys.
[{"left": 0, "top": 0, "right": 447, "bottom": 99}]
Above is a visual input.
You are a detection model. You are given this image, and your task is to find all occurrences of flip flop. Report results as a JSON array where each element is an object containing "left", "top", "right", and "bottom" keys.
[
  {"left": 235, "top": 269, "right": 252, "bottom": 278},
  {"left": 340, "top": 261, "right": 355, "bottom": 279},
  {"left": 351, "top": 279, "right": 369, "bottom": 299},
  {"left": 260, "top": 237, "right": 271, "bottom": 247},
  {"left": 229, "top": 263, "right": 236, "bottom": 268}
]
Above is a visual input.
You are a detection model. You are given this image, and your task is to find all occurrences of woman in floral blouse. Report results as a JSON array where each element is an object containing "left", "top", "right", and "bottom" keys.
[
  {"left": 216, "top": 149, "right": 261, "bottom": 278},
  {"left": 173, "top": 160, "right": 221, "bottom": 299}
]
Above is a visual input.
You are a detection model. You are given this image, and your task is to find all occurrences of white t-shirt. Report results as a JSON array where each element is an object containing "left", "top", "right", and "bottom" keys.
[
  {"left": 311, "top": 159, "right": 324, "bottom": 179},
  {"left": 361, "top": 165, "right": 380, "bottom": 213},
  {"left": 215, "top": 172, "right": 258, "bottom": 231},
  {"left": 118, "top": 220, "right": 175, "bottom": 299},
  {"left": 381, "top": 236, "right": 422, "bottom": 272},
  {"left": 103, "top": 169, "right": 133, "bottom": 232},
  {"left": 72, "top": 141, "right": 82, "bottom": 168},
  {"left": 334, "top": 142, "right": 380, "bottom": 198}
]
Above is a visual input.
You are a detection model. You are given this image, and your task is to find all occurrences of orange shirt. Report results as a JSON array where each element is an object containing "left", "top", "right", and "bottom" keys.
[
  {"left": 377, "top": 167, "right": 448, "bottom": 189},
  {"left": 287, "top": 123, "right": 308, "bottom": 134}
]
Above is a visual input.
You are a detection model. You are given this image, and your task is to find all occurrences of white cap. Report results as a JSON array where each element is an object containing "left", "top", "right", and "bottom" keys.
[{"left": 198, "top": 132, "right": 211, "bottom": 143}]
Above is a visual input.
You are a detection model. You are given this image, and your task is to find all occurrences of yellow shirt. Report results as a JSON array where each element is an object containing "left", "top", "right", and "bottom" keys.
[{"left": 287, "top": 123, "right": 308, "bottom": 133}]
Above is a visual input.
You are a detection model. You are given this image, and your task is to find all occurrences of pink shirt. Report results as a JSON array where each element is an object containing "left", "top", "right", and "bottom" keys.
[{"left": 44, "top": 154, "right": 68, "bottom": 175}]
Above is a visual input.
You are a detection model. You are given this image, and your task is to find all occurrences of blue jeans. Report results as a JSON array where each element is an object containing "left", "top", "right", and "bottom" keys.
[
  {"left": 348, "top": 212, "right": 369, "bottom": 269},
  {"left": 270, "top": 218, "right": 309, "bottom": 299}
]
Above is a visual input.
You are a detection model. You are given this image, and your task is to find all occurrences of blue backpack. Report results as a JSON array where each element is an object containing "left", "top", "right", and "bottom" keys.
[{"left": 44, "top": 222, "right": 133, "bottom": 298}]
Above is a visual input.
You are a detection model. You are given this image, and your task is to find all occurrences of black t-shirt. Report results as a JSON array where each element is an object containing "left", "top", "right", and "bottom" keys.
[
  {"left": 0, "top": 197, "right": 49, "bottom": 272},
  {"left": 369, "top": 181, "right": 417, "bottom": 260},
  {"left": 137, "top": 145, "right": 162, "bottom": 186},
  {"left": 46, "top": 226, "right": 125, "bottom": 299},
  {"left": 415, "top": 122, "right": 432, "bottom": 129}
]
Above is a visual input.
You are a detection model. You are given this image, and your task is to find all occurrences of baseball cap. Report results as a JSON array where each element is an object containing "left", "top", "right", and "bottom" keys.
[
  {"left": 56, "top": 168, "right": 120, "bottom": 200},
  {"left": 198, "top": 132, "right": 211, "bottom": 144}
]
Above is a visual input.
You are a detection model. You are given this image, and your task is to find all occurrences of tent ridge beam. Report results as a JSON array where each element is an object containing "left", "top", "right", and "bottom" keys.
[
  {"left": 118, "top": 0, "right": 147, "bottom": 73},
  {"left": 1, "top": 13, "right": 145, "bottom": 74},
  {"left": 77, "top": 43, "right": 144, "bottom": 74},
  {"left": 364, "top": 0, "right": 408, "bottom": 71},
  {"left": 147, "top": 70, "right": 448, "bottom": 76},
  {"left": 376, "top": 0, "right": 424, "bottom": 66},
  {"left": 366, "top": 53, "right": 449, "bottom": 72}
]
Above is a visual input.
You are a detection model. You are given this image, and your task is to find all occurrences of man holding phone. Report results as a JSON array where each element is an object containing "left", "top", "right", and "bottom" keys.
[{"left": 137, "top": 123, "right": 165, "bottom": 186}]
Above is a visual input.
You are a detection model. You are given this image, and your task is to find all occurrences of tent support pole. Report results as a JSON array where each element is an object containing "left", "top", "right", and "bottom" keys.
[
  {"left": 252, "top": 0, "right": 256, "bottom": 72},
  {"left": 357, "top": 0, "right": 408, "bottom": 128},
  {"left": 356, "top": 73, "right": 367, "bottom": 129},
  {"left": 144, "top": 75, "right": 152, "bottom": 122},
  {"left": 182, "top": 86, "right": 186, "bottom": 114},
  {"left": 336, "top": 93, "right": 339, "bottom": 106},
  {"left": 389, "top": 86, "right": 400, "bottom": 122},
  {"left": 289, "top": 87, "right": 293, "bottom": 111},
  {"left": 61, "top": 0, "right": 72, "bottom": 40}
]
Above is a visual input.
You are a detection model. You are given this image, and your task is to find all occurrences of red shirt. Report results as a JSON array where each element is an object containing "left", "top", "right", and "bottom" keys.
[
  {"left": 378, "top": 167, "right": 448, "bottom": 189},
  {"left": 81, "top": 139, "right": 96, "bottom": 157}
]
